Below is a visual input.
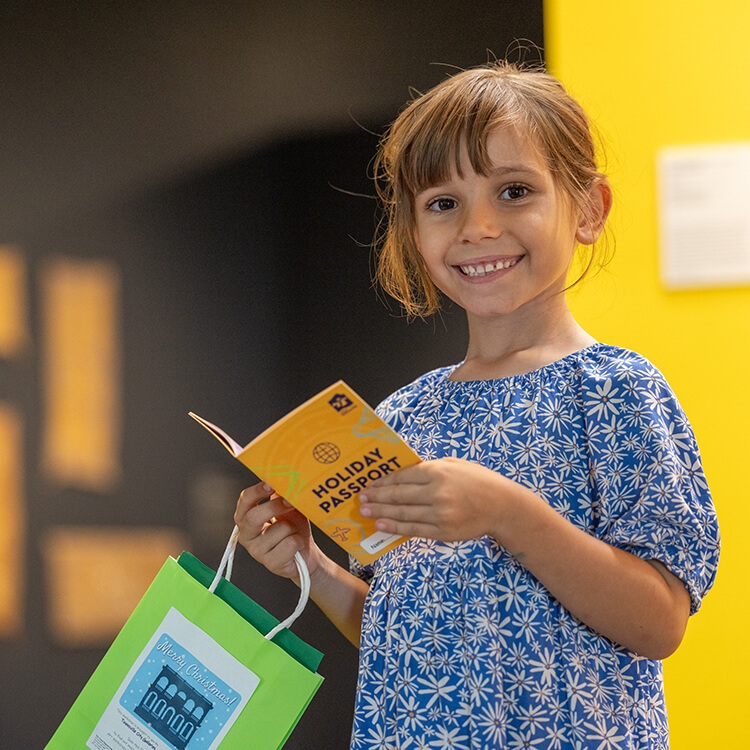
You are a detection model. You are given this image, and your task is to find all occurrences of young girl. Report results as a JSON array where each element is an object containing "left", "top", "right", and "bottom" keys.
[{"left": 234, "top": 61, "right": 720, "bottom": 749}]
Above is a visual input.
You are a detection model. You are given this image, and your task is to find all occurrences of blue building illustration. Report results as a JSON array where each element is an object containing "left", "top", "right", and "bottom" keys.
[{"left": 134, "top": 665, "right": 214, "bottom": 750}]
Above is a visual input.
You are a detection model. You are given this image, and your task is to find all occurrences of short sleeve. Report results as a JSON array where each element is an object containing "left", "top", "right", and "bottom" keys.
[{"left": 582, "top": 356, "right": 720, "bottom": 613}]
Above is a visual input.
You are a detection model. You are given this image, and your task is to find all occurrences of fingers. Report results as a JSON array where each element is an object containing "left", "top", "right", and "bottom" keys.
[
  {"left": 233, "top": 482, "right": 310, "bottom": 579},
  {"left": 359, "top": 486, "right": 438, "bottom": 538},
  {"left": 357, "top": 460, "right": 462, "bottom": 539},
  {"left": 360, "top": 461, "right": 441, "bottom": 507},
  {"left": 235, "top": 484, "right": 291, "bottom": 533},
  {"left": 359, "top": 488, "right": 424, "bottom": 517},
  {"left": 358, "top": 475, "right": 436, "bottom": 521},
  {"left": 235, "top": 482, "right": 285, "bottom": 521},
  {"left": 253, "top": 524, "right": 305, "bottom": 576},
  {"left": 367, "top": 462, "right": 430, "bottom": 489},
  {"left": 234, "top": 483, "right": 285, "bottom": 539},
  {"left": 360, "top": 506, "right": 436, "bottom": 539},
  {"left": 235, "top": 482, "right": 270, "bottom": 520}
]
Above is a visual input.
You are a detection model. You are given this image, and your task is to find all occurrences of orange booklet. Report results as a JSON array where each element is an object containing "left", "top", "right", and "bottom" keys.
[{"left": 190, "top": 381, "right": 421, "bottom": 565}]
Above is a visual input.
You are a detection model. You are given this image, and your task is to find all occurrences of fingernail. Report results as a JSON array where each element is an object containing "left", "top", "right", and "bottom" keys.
[
  {"left": 359, "top": 493, "right": 368, "bottom": 504},
  {"left": 262, "top": 483, "right": 272, "bottom": 492}
]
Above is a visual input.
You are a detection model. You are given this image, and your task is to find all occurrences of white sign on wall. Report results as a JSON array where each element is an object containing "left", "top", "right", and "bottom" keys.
[{"left": 657, "top": 142, "right": 750, "bottom": 289}]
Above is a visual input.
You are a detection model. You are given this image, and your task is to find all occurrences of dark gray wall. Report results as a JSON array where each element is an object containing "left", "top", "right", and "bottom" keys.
[{"left": 0, "top": 3, "right": 543, "bottom": 747}]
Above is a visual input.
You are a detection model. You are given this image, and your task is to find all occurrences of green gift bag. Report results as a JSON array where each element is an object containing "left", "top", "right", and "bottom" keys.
[{"left": 46, "top": 527, "right": 324, "bottom": 750}]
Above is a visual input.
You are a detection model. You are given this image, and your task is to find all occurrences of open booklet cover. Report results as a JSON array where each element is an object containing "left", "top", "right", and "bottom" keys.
[{"left": 190, "top": 381, "right": 421, "bottom": 565}]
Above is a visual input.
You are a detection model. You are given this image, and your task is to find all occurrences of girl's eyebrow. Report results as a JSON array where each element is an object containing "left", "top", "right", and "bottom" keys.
[{"left": 488, "top": 164, "right": 543, "bottom": 177}]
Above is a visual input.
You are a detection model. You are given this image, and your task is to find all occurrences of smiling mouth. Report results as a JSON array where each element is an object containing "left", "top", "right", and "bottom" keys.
[{"left": 458, "top": 257, "right": 521, "bottom": 277}]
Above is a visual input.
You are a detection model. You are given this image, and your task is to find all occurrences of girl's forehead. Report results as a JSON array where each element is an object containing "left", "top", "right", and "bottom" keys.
[{"left": 484, "top": 127, "right": 549, "bottom": 169}]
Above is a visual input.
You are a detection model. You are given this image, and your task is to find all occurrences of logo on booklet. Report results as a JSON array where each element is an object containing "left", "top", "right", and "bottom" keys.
[{"left": 328, "top": 392, "right": 355, "bottom": 415}]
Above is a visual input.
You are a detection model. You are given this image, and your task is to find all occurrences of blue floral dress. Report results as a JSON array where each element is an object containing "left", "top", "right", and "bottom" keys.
[{"left": 349, "top": 344, "right": 720, "bottom": 750}]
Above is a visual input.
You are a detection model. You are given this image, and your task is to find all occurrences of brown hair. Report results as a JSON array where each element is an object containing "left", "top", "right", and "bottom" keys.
[{"left": 373, "top": 60, "right": 610, "bottom": 317}]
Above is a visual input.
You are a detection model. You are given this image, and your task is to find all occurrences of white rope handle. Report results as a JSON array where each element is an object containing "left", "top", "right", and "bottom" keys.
[{"left": 208, "top": 524, "right": 311, "bottom": 640}]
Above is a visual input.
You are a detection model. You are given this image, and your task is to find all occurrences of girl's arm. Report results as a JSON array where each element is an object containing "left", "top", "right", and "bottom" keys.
[
  {"left": 359, "top": 457, "right": 691, "bottom": 659},
  {"left": 235, "top": 482, "right": 368, "bottom": 647},
  {"left": 306, "top": 551, "right": 370, "bottom": 647}
]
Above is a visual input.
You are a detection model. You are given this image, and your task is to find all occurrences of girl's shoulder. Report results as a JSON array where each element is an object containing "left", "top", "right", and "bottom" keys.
[
  {"left": 558, "top": 344, "right": 690, "bottom": 430},
  {"left": 570, "top": 343, "right": 676, "bottom": 395},
  {"left": 571, "top": 343, "right": 665, "bottom": 380}
]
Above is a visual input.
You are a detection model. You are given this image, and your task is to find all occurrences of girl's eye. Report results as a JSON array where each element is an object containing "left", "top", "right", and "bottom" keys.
[
  {"left": 426, "top": 197, "right": 457, "bottom": 212},
  {"left": 501, "top": 185, "right": 529, "bottom": 201}
]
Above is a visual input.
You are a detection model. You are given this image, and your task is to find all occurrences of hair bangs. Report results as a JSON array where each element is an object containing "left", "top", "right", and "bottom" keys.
[{"left": 398, "top": 75, "right": 518, "bottom": 196}]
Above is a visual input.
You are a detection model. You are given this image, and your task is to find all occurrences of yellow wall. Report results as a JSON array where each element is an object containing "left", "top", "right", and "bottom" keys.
[{"left": 546, "top": 1, "right": 747, "bottom": 746}]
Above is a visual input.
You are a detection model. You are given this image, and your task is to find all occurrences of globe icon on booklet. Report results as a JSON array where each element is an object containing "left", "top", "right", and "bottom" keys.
[{"left": 313, "top": 441, "right": 341, "bottom": 464}]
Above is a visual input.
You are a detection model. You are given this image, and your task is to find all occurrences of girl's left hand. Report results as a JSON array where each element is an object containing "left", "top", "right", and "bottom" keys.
[{"left": 358, "top": 457, "right": 507, "bottom": 541}]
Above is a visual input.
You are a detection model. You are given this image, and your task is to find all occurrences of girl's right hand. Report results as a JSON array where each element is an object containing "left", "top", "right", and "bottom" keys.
[
  {"left": 234, "top": 482, "right": 318, "bottom": 581},
  {"left": 236, "top": 482, "right": 370, "bottom": 648}
]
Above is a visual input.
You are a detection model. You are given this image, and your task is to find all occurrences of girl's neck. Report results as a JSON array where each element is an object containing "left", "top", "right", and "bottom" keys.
[{"left": 450, "top": 305, "right": 595, "bottom": 382}]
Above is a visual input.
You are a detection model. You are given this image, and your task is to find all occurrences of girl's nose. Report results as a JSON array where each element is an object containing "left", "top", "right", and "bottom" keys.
[{"left": 460, "top": 199, "right": 502, "bottom": 244}]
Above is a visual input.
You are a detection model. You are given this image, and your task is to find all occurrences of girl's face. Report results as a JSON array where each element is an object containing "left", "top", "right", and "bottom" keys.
[{"left": 412, "top": 127, "right": 589, "bottom": 324}]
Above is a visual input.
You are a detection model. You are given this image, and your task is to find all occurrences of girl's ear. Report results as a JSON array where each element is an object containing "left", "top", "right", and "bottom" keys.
[{"left": 575, "top": 178, "right": 613, "bottom": 246}]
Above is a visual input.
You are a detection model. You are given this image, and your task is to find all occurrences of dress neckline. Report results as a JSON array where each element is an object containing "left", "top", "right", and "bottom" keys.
[{"left": 445, "top": 342, "right": 606, "bottom": 385}]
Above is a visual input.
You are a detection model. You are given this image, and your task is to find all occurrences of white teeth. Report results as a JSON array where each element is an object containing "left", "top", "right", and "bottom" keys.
[{"left": 460, "top": 258, "right": 519, "bottom": 277}]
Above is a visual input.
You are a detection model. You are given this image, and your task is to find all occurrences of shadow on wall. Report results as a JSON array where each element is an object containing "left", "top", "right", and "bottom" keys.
[
  {"left": 123, "top": 127, "right": 470, "bottom": 747},
  {"left": 13, "top": 127, "right": 467, "bottom": 749}
]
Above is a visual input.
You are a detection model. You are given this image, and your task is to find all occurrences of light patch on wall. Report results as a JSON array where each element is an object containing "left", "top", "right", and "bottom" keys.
[
  {"left": 0, "top": 245, "right": 29, "bottom": 358},
  {"left": 0, "top": 404, "right": 24, "bottom": 637},
  {"left": 43, "top": 526, "right": 187, "bottom": 647},
  {"left": 658, "top": 143, "right": 750, "bottom": 289},
  {"left": 41, "top": 258, "right": 122, "bottom": 491}
]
